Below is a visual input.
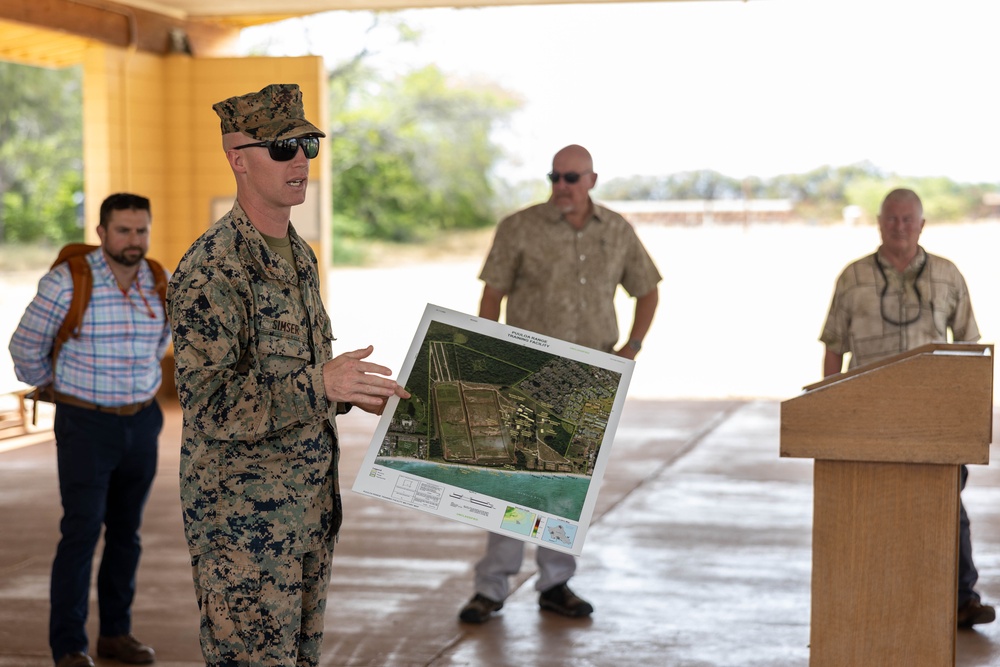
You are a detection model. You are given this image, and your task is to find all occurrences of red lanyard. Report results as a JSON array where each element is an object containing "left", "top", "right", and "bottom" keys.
[{"left": 121, "top": 275, "right": 156, "bottom": 319}]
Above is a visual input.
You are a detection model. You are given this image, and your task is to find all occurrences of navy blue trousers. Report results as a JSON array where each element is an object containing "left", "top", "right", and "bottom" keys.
[
  {"left": 959, "top": 464, "right": 981, "bottom": 606},
  {"left": 49, "top": 401, "right": 161, "bottom": 662}
]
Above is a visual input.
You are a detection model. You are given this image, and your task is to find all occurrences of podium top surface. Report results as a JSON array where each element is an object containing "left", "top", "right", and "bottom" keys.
[
  {"left": 802, "top": 342, "right": 992, "bottom": 393},
  {"left": 781, "top": 342, "right": 993, "bottom": 465}
]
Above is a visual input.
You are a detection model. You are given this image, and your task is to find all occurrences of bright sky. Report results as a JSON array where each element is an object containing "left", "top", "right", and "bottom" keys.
[{"left": 241, "top": 0, "right": 1000, "bottom": 185}]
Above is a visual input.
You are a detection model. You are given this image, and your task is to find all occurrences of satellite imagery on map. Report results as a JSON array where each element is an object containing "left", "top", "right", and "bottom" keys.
[
  {"left": 353, "top": 305, "right": 633, "bottom": 554},
  {"left": 375, "top": 319, "right": 621, "bottom": 519}
]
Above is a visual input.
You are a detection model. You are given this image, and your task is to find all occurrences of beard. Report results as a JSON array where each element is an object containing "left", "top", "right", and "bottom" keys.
[{"left": 106, "top": 247, "right": 145, "bottom": 267}]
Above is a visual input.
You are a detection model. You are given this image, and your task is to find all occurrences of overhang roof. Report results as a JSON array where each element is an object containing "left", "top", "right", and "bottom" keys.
[
  {"left": 80, "top": 0, "right": 690, "bottom": 23},
  {"left": 1, "top": 0, "right": 707, "bottom": 68}
]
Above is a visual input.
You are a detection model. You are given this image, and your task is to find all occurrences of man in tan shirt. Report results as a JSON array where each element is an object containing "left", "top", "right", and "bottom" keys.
[
  {"left": 820, "top": 187, "right": 994, "bottom": 628},
  {"left": 459, "top": 144, "right": 661, "bottom": 623}
]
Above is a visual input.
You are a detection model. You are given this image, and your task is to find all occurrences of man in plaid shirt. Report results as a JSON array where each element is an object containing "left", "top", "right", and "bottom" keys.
[
  {"left": 9, "top": 193, "right": 171, "bottom": 667},
  {"left": 821, "top": 187, "right": 994, "bottom": 629}
]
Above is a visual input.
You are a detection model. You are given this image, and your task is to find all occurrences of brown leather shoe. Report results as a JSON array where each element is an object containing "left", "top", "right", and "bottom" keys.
[
  {"left": 538, "top": 582, "right": 594, "bottom": 617},
  {"left": 958, "top": 599, "right": 997, "bottom": 628},
  {"left": 55, "top": 652, "right": 94, "bottom": 667},
  {"left": 458, "top": 593, "right": 504, "bottom": 623},
  {"left": 96, "top": 634, "right": 155, "bottom": 664}
]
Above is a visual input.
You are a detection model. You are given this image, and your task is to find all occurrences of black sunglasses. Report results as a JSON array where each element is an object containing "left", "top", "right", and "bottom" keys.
[
  {"left": 547, "top": 170, "right": 590, "bottom": 184},
  {"left": 233, "top": 136, "right": 321, "bottom": 162}
]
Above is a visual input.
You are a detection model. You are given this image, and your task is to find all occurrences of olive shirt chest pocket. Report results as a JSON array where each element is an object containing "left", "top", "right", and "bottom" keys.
[{"left": 257, "top": 316, "right": 312, "bottom": 378}]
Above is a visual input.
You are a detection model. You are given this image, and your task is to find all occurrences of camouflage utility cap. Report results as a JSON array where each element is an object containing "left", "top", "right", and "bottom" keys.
[{"left": 213, "top": 83, "right": 325, "bottom": 141}]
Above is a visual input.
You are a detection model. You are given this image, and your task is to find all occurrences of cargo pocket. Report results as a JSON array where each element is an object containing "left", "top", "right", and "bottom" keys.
[{"left": 195, "top": 551, "right": 263, "bottom": 666}]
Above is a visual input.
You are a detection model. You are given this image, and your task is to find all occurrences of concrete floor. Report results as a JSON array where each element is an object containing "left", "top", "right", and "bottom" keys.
[{"left": 3, "top": 398, "right": 1000, "bottom": 667}]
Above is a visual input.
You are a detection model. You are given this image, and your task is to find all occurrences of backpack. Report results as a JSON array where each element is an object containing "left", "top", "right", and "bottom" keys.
[{"left": 30, "top": 243, "right": 168, "bottom": 414}]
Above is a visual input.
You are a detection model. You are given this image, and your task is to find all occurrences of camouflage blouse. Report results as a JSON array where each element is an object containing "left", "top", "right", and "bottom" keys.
[{"left": 168, "top": 201, "right": 340, "bottom": 557}]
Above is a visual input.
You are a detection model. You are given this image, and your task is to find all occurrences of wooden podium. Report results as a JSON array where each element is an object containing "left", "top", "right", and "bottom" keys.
[{"left": 781, "top": 343, "right": 993, "bottom": 666}]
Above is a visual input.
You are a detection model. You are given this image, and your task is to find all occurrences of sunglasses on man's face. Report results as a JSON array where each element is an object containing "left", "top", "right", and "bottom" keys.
[
  {"left": 547, "top": 170, "right": 590, "bottom": 184},
  {"left": 233, "top": 136, "right": 321, "bottom": 162}
]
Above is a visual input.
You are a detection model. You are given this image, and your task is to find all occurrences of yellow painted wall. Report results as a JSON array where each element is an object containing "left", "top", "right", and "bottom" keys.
[
  {"left": 82, "top": 46, "right": 168, "bottom": 246},
  {"left": 81, "top": 47, "right": 330, "bottom": 277}
]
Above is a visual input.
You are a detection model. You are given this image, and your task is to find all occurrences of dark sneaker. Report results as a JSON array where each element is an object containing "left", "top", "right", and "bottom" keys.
[
  {"left": 958, "top": 599, "right": 996, "bottom": 628},
  {"left": 539, "top": 583, "right": 594, "bottom": 618},
  {"left": 96, "top": 634, "right": 155, "bottom": 664},
  {"left": 55, "top": 652, "right": 94, "bottom": 667},
  {"left": 459, "top": 593, "right": 504, "bottom": 623}
]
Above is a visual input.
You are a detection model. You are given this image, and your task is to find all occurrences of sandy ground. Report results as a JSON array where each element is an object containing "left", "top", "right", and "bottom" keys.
[{"left": 4, "top": 219, "right": 1000, "bottom": 406}]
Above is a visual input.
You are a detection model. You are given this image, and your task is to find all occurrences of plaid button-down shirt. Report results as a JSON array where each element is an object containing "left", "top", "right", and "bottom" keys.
[
  {"left": 820, "top": 247, "right": 979, "bottom": 369},
  {"left": 9, "top": 248, "right": 171, "bottom": 406}
]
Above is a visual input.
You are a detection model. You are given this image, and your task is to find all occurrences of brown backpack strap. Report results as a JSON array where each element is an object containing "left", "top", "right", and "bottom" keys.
[
  {"left": 145, "top": 257, "right": 169, "bottom": 320},
  {"left": 51, "top": 243, "right": 99, "bottom": 269},
  {"left": 51, "top": 254, "right": 94, "bottom": 366}
]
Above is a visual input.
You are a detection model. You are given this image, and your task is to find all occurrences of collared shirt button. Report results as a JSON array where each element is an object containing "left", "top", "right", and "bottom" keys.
[
  {"left": 579, "top": 254, "right": 586, "bottom": 261},
  {"left": 580, "top": 277, "right": 587, "bottom": 285}
]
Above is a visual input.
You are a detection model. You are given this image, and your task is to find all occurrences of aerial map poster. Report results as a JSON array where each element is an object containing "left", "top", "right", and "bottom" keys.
[{"left": 351, "top": 303, "right": 634, "bottom": 556}]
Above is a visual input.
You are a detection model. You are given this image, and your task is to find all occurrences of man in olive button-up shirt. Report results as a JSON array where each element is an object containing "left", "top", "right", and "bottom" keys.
[{"left": 459, "top": 144, "right": 661, "bottom": 624}]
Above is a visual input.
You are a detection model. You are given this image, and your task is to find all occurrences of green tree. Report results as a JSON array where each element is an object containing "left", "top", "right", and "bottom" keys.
[
  {"left": 598, "top": 161, "right": 997, "bottom": 224},
  {"left": 596, "top": 170, "right": 743, "bottom": 201},
  {"left": 328, "top": 58, "right": 520, "bottom": 246},
  {"left": 0, "top": 61, "right": 83, "bottom": 243},
  {"left": 844, "top": 175, "right": 979, "bottom": 222},
  {"left": 908, "top": 177, "right": 980, "bottom": 222},
  {"left": 842, "top": 176, "right": 892, "bottom": 223}
]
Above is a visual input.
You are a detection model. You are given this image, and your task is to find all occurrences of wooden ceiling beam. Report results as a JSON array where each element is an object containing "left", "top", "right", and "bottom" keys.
[{"left": 0, "top": 0, "right": 240, "bottom": 57}]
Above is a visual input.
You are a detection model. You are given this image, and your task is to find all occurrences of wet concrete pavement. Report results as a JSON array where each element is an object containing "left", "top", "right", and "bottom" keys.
[{"left": 3, "top": 397, "right": 1000, "bottom": 666}]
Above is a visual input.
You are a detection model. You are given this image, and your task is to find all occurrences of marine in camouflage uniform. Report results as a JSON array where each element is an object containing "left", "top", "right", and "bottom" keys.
[{"left": 169, "top": 83, "right": 406, "bottom": 666}]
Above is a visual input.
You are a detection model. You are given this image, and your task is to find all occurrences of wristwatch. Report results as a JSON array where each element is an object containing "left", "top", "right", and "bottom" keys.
[{"left": 627, "top": 339, "right": 642, "bottom": 353}]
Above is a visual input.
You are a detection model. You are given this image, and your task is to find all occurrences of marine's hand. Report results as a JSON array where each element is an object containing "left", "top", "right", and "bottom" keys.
[
  {"left": 323, "top": 345, "right": 410, "bottom": 409},
  {"left": 356, "top": 397, "right": 392, "bottom": 417}
]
